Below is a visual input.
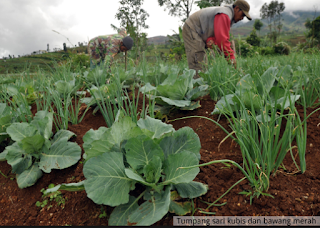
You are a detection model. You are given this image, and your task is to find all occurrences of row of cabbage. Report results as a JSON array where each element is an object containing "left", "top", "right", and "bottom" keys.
[
  {"left": 0, "top": 62, "right": 211, "bottom": 225},
  {"left": 0, "top": 52, "right": 319, "bottom": 225}
]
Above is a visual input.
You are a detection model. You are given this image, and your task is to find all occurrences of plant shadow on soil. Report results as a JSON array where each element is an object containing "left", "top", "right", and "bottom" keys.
[{"left": 1, "top": 89, "right": 320, "bottom": 226}]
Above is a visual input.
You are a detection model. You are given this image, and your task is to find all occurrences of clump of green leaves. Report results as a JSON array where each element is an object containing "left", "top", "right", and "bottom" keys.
[
  {"left": 141, "top": 69, "right": 208, "bottom": 114},
  {"left": 80, "top": 82, "right": 122, "bottom": 115},
  {"left": 0, "top": 83, "right": 34, "bottom": 123},
  {"left": 246, "top": 29, "right": 261, "bottom": 47},
  {"left": 46, "top": 111, "right": 208, "bottom": 226},
  {"left": 99, "top": 206, "right": 107, "bottom": 219},
  {"left": 47, "top": 77, "right": 89, "bottom": 129},
  {"left": 0, "top": 103, "right": 14, "bottom": 151},
  {"left": 273, "top": 42, "right": 290, "bottom": 55},
  {"left": 212, "top": 65, "right": 304, "bottom": 121},
  {"left": 0, "top": 110, "right": 82, "bottom": 188},
  {"left": 36, "top": 183, "right": 67, "bottom": 209},
  {"left": 235, "top": 39, "right": 257, "bottom": 57}
]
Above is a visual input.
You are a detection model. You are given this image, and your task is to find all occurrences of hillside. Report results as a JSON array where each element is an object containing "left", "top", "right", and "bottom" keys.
[
  {"left": 147, "top": 36, "right": 169, "bottom": 45},
  {"left": 231, "top": 10, "right": 320, "bottom": 37},
  {"left": 0, "top": 46, "right": 87, "bottom": 74}
]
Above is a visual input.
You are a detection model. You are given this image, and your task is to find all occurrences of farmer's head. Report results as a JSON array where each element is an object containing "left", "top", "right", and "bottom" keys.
[
  {"left": 120, "top": 36, "right": 134, "bottom": 52},
  {"left": 233, "top": 0, "right": 252, "bottom": 23}
]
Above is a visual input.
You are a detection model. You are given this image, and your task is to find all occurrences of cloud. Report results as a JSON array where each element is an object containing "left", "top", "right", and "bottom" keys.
[
  {"left": 1, "top": 0, "right": 319, "bottom": 57},
  {"left": 246, "top": 0, "right": 320, "bottom": 18},
  {"left": 0, "top": 0, "right": 79, "bottom": 57}
]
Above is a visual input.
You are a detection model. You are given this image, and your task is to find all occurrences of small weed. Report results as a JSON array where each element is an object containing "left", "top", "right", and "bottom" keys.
[
  {"left": 0, "top": 170, "right": 8, "bottom": 178},
  {"left": 36, "top": 183, "right": 67, "bottom": 210},
  {"left": 36, "top": 199, "right": 48, "bottom": 208},
  {"left": 238, "top": 189, "right": 274, "bottom": 205},
  {"left": 99, "top": 206, "right": 107, "bottom": 218}
]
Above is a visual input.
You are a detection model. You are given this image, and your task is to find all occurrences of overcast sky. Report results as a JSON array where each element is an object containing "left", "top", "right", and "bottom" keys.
[{"left": 0, "top": 0, "right": 319, "bottom": 57}]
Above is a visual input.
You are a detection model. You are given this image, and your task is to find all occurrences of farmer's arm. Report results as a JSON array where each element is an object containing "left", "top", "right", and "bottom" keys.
[
  {"left": 117, "top": 28, "right": 127, "bottom": 38},
  {"left": 214, "top": 14, "right": 236, "bottom": 68},
  {"left": 103, "top": 53, "right": 118, "bottom": 68},
  {"left": 102, "top": 37, "right": 122, "bottom": 67}
]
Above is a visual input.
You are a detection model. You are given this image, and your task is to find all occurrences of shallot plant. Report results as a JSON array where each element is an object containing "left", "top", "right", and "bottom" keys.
[{"left": 174, "top": 67, "right": 310, "bottom": 204}]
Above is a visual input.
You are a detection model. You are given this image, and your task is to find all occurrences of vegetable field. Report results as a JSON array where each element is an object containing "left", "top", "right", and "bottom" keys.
[{"left": 0, "top": 53, "right": 320, "bottom": 226}]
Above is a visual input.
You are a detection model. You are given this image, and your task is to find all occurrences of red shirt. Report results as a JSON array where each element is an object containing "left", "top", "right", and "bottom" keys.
[{"left": 207, "top": 13, "right": 235, "bottom": 60}]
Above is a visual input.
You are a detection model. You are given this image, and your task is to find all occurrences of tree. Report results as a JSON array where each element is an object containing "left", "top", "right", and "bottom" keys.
[
  {"left": 115, "top": 0, "right": 149, "bottom": 60},
  {"left": 305, "top": 16, "right": 320, "bottom": 45},
  {"left": 246, "top": 29, "right": 260, "bottom": 47},
  {"left": 253, "top": 19, "right": 263, "bottom": 36},
  {"left": 260, "top": 2, "right": 275, "bottom": 36},
  {"left": 260, "top": 1, "right": 285, "bottom": 44},
  {"left": 195, "top": 0, "right": 234, "bottom": 9},
  {"left": 275, "top": 2, "right": 285, "bottom": 36},
  {"left": 157, "top": 0, "right": 195, "bottom": 22},
  {"left": 305, "top": 6, "right": 319, "bottom": 47}
]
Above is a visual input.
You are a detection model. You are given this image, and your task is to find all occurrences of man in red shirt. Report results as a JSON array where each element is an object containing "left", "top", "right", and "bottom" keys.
[{"left": 182, "top": 0, "right": 252, "bottom": 78}]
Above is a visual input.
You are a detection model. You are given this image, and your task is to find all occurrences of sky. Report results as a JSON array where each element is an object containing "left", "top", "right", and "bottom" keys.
[{"left": 0, "top": 0, "right": 319, "bottom": 58}]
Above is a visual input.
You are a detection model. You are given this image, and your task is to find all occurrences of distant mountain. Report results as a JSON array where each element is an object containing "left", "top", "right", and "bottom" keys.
[
  {"left": 147, "top": 36, "right": 169, "bottom": 45},
  {"left": 231, "top": 10, "right": 320, "bottom": 37}
]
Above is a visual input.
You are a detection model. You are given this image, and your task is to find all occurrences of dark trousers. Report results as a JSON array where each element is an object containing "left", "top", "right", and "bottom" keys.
[{"left": 182, "top": 23, "right": 207, "bottom": 78}]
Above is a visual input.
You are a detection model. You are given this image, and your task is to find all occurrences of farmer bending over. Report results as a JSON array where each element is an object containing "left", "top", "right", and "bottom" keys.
[
  {"left": 182, "top": 0, "right": 252, "bottom": 78},
  {"left": 87, "top": 28, "right": 133, "bottom": 70}
]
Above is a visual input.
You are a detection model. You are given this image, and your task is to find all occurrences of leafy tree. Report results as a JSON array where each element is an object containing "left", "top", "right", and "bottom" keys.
[
  {"left": 260, "top": 1, "right": 285, "bottom": 44},
  {"left": 195, "top": 0, "right": 234, "bottom": 9},
  {"left": 305, "top": 16, "right": 320, "bottom": 45},
  {"left": 253, "top": 19, "right": 264, "bottom": 36},
  {"left": 115, "top": 0, "right": 149, "bottom": 59},
  {"left": 157, "top": 0, "right": 195, "bottom": 22},
  {"left": 260, "top": 2, "right": 275, "bottom": 36},
  {"left": 275, "top": 2, "right": 285, "bottom": 36},
  {"left": 246, "top": 29, "right": 261, "bottom": 47}
]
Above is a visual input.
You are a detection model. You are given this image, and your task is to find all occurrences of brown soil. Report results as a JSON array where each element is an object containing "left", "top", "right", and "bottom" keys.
[{"left": 1, "top": 91, "right": 320, "bottom": 226}]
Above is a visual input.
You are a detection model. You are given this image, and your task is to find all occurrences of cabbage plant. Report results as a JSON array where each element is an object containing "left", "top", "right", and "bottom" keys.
[
  {"left": 0, "top": 83, "right": 34, "bottom": 123},
  {"left": 80, "top": 82, "right": 123, "bottom": 115},
  {"left": 212, "top": 65, "right": 305, "bottom": 121},
  {"left": 141, "top": 69, "right": 208, "bottom": 112},
  {"left": 45, "top": 112, "right": 208, "bottom": 225},
  {"left": 0, "top": 110, "right": 82, "bottom": 189},
  {"left": 0, "top": 103, "right": 14, "bottom": 147},
  {"left": 45, "top": 78, "right": 89, "bottom": 129}
]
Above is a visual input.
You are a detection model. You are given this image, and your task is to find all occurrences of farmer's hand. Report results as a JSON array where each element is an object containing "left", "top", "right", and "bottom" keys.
[
  {"left": 238, "top": 67, "right": 245, "bottom": 75},
  {"left": 230, "top": 58, "right": 237, "bottom": 69}
]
